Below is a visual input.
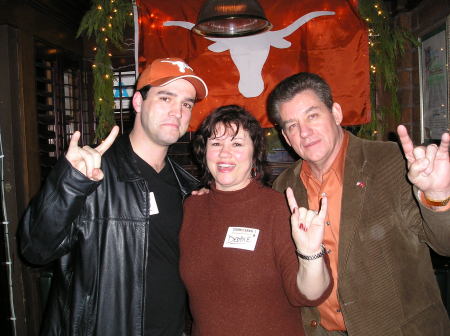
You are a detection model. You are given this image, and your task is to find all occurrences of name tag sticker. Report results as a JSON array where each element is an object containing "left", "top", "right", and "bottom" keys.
[
  {"left": 223, "top": 227, "right": 260, "bottom": 251},
  {"left": 149, "top": 192, "right": 159, "bottom": 215}
]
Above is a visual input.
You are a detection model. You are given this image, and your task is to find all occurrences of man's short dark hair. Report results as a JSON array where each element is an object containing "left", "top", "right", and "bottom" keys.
[
  {"left": 193, "top": 105, "right": 267, "bottom": 186},
  {"left": 267, "top": 72, "right": 334, "bottom": 126},
  {"left": 138, "top": 84, "right": 152, "bottom": 100}
]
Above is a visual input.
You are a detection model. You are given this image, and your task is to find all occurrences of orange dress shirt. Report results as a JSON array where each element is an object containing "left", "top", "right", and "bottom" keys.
[{"left": 300, "top": 132, "right": 349, "bottom": 331}]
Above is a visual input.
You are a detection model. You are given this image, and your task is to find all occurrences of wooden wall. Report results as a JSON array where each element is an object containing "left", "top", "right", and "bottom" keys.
[{"left": 0, "top": 1, "right": 89, "bottom": 334}]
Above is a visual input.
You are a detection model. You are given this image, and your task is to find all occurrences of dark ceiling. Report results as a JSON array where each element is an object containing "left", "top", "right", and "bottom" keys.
[{"left": 383, "top": 0, "right": 424, "bottom": 13}]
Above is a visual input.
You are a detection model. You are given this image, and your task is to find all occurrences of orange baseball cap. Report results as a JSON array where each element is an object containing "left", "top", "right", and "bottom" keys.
[{"left": 136, "top": 57, "right": 208, "bottom": 100}]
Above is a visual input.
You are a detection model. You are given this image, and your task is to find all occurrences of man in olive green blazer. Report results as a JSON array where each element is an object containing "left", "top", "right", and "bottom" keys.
[{"left": 268, "top": 72, "right": 450, "bottom": 336}]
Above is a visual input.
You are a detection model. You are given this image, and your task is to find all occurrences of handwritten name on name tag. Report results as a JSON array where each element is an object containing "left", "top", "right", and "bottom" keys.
[{"left": 223, "top": 227, "right": 260, "bottom": 251}]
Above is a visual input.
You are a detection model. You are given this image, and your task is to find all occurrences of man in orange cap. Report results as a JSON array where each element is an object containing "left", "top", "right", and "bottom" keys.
[{"left": 20, "top": 58, "right": 208, "bottom": 335}]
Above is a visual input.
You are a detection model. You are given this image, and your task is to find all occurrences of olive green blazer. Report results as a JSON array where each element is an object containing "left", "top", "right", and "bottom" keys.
[{"left": 273, "top": 132, "right": 450, "bottom": 335}]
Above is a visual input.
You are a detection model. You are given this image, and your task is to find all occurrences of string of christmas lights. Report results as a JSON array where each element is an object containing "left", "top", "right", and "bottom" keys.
[
  {"left": 358, "top": 0, "right": 417, "bottom": 139},
  {"left": 77, "top": 0, "right": 133, "bottom": 140}
]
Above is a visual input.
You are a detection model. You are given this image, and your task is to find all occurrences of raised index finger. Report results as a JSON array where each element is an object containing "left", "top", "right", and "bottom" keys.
[
  {"left": 437, "top": 131, "right": 450, "bottom": 155},
  {"left": 95, "top": 126, "right": 120, "bottom": 155},
  {"left": 286, "top": 187, "right": 299, "bottom": 213},
  {"left": 68, "top": 131, "right": 81, "bottom": 150},
  {"left": 397, "top": 125, "right": 415, "bottom": 161}
]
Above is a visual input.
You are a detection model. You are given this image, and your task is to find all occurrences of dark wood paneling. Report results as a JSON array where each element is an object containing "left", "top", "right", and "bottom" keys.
[
  {"left": 0, "top": 24, "right": 42, "bottom": 336},
  {"left": 0, "top": 2, "right": 92, "bottom": 335}
]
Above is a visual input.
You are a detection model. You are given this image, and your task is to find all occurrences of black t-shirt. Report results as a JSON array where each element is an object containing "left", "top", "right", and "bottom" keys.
[{"left": 134, "top": 153, "right": 186, "bottom": 336}]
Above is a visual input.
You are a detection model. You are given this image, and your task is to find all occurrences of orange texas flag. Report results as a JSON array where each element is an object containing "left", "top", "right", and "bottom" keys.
[{"left": 136, "top": 0, "right": 370, "bottom": 131}]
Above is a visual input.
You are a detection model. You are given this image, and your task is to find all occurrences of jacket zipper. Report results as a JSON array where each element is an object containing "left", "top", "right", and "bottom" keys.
[{"left": 141, "top": 180, "right": 150, "bottom": 335}]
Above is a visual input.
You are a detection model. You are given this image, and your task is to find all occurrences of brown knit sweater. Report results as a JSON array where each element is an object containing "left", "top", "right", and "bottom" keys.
[{"left": 180, "top": 180, "right": 323, "bottom": 336}]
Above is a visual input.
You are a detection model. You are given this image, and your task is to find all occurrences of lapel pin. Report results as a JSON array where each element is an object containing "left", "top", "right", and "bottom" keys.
[{"left": 356, "top": 181, "right": 366, "bottom": 188}]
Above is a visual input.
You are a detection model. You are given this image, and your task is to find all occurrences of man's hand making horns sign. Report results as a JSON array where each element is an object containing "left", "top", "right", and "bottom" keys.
[{"left": 65, "top": 126, "right": 120, "bottom": 181}]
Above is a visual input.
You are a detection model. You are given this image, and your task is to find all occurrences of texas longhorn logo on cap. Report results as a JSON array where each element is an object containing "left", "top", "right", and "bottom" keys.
[{"left": 160, "top": 59, "right": 193, "bottom": 73}]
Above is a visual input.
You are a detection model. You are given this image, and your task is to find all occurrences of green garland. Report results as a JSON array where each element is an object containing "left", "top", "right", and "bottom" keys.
[
  {"left": 77, "top": 0, "right": 133, "bottom": 141},
  {"left": 358, "top": 0, "right": 418, "bottom": 139}
]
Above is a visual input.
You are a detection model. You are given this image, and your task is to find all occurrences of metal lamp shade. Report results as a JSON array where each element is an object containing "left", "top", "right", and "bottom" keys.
[{"left": 193, "top": 0, "right": 272, "bottom": 37}]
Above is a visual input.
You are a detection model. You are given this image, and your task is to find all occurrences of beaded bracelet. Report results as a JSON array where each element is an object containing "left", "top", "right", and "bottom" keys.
[{"left": 296, "top": 244, "right": 327, "bottom": 260}]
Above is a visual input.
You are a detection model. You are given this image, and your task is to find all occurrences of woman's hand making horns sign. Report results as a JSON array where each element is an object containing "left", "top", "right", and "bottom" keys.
[{"left": 286, "top": 187, "right": 327, "bottom": 257}]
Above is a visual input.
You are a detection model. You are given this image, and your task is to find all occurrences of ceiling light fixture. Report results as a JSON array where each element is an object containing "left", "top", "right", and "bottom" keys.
[{"left": 193, "top": 0, "right": 272, "bottom": 37}]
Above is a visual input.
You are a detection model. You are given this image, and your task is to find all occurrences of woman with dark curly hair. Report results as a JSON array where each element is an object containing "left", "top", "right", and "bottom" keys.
[{"left": 180, "top": 105, "right": 331, "bottom": 336}]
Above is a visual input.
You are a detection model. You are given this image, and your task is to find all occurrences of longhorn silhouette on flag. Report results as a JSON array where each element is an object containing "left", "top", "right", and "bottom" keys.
[{"left": 136, "top": 0, "right": 370, "bottom": 131}]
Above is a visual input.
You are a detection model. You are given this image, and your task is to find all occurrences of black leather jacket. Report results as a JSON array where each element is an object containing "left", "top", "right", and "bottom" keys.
[{"left": 20, "top": 135, "right": 200, "bottom": 335}]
